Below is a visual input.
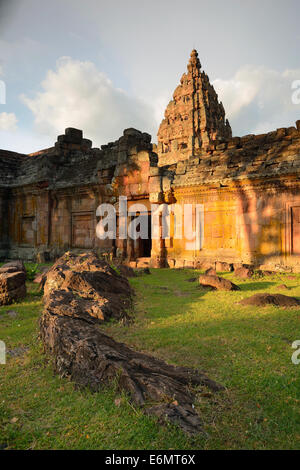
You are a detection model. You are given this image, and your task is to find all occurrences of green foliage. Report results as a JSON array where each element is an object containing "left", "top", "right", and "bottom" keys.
[
  {"left": 0, "top": 269, "right": 299, "bottom": 449},
  {"left": 110, "top": 263, "right": 121, "bottom": 276},
  {"left": 25, "top": 263, "right": 39, "bottom": 281}
]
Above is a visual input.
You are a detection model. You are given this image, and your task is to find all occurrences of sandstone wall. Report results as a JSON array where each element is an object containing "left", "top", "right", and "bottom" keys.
[
  {"left": 1, "top": 105, "right": 300, "bottom": 270},
  {"left": 2, "top": 127, "right": 157, "bottom": 261},
  {"left": 0, "top": 150, "right": 27, "bottom": 259},
  {"left": 0, "top": 188, "right": 9, "bottom": 258},
  {"left": 160, "top": 121, "right": 300, "bottom": 270},
  {"left": 163, "top": 181, "right": 300, "bottom": 271}
]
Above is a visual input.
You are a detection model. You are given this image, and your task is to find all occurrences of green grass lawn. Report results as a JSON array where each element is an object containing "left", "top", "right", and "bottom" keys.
[{"left": 0, "top": 265, "right": 299, "bottom": 449}]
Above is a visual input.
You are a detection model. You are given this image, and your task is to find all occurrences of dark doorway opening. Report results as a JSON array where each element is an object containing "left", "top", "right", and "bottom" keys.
[{"left": 139, "top": 213, "right": 152, "bottom": 257}]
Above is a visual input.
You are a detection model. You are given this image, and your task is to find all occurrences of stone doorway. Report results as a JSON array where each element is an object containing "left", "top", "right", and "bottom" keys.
[
  {"left": 138, "top": 213, "right": 152, "bottom": 257},
  {"left": 127, "top": 212, "right": 152, "bottom": 259}
]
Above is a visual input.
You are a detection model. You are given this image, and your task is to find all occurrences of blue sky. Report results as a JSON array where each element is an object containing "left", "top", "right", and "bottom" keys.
[{"left": 0, "top": 0, "right": 300, "bottom": 153}]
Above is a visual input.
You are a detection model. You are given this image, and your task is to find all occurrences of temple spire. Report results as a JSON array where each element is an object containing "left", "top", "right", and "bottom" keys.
[
  {"left": 157, "top": 48, "right": 232, "bottom": 166},
  {"left": 187, "top": 49, "right": 201, "bottom": 74}
]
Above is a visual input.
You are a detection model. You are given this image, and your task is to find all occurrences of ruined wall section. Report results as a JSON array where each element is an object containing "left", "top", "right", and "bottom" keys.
[
  {"left": 161, "top": 121, "right": 300, "bottom": 270},
  {"left": 98, "top": 128, "right": 161, "bottom": 261},
  {"left": 98, "top": 128, "right": 154, "bottom": 201},
  {"left": 171, "top": 121, "right": 300, "bottom": 187},
  {"left": 0, "top": 150, "right": 28, "bottom": 257},
  {"left": 157, "top": 50, "right": 232, "bottom": 166},
  {"left": 0, "top": 150, "right": 26, "bottom": 186},
  {"left": 0, "top": 188, "right": 10, "bottom": 258},
  {"left": 6, "top": 127, "right": 158, "bottom": 261}
]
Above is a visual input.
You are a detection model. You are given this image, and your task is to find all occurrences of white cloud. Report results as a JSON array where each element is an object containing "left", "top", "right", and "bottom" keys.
[
  {"left": 21, "top": 57, "right": 156, "bottom": 146},
  {"left": 213, "top": 65, "right": 300, "bottom": 136},
  {"left": 0, "top": 128, "right": 53, "bottom": 153},
  {"left": 17, "top": 58, "right": 300, "bottom": 147},
  {"left": 0, "top": 112, "right": 17, "bottom": 131},
  {"left": 151, "top": 91, "right": 170, "bottom": 127}
]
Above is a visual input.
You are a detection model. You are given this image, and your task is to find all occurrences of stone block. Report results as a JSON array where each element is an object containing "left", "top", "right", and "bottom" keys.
[
  {"left": 0, "top": 271, "right": 27, "bottom": 305},
  {"left": 286, "top": 127, "right": 298, "bottom": 137},
  {"left": 184, "top": 260, "right": 195, "bottom": 268},
  {"left": 176, "top": 162, "right": 187, "bottom": 175},
  {"left": 215, "top": 261, "right": 233, "bottom": 272},
  {"left": 65, "top": 128, "right": 83, "bottom": 144},
  {"left": 149, "top": 176, "right": 162, "bottom": 193},
  {"left": 142, "top": 132, "right": 151, "bottom": 143},
  {"left": 1, "top": 260, "right": 26, "bottom": 273},
  {"left": 82, "top": 138, "right": 92, "bottom": 149},
  {"left": 149, "top": 166, "right": 160, "bottom": 176},
  {"left": 174, "top": 259, "right": 184, "bottom": 269},
  {"left": 276, "top": 128, "right": 286, "bottom": 139},
  {"left": 128, "top": 261, "right": 137, "bottom": 268},
  {"left": 123, "top": 128, "right": 142, "bottom": 138}
]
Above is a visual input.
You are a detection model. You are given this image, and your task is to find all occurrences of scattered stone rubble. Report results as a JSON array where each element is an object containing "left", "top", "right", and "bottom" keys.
[
  {"left": 199, "top": 273, "right": 240, "bottom": 291},
  {"left": 239, "top": 293, "right": 300, "bottom": 307},
  {"left": 277, "top": 284, "right": 289, "bottom": 290},
  {"left": 215, "top": 262, "right": 233, "bottom": 273},
  {"left": 205, "top": 267, "right": 217, "bottom": 276},
  {"left": 234, "top": 265, "right": 254, "bottom": 279}
]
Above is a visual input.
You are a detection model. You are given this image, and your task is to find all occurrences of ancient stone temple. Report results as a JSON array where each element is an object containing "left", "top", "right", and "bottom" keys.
[
  {"left": 157, "top": 49, "right": 232, "bottom": 166},
  {"left": 1, "top": 49, "right": 300, "bottom": 271}
]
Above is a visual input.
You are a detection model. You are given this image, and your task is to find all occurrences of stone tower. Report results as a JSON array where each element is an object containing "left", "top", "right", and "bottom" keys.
[{"left": 157, "top": 49, "right": 232, "bottom": 165}]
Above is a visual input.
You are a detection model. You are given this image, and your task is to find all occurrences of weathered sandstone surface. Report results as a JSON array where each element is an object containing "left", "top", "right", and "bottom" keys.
[
  {"left": 199, "top": 274, "right": 240, "bottom": 291},
  {"left": 239, "top": 293, "right": 300, "bottom": 307}
]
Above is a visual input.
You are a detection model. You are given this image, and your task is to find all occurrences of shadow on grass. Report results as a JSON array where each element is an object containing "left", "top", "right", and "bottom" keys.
[
  {"left": 238, "top": 281, "right": 277, "bottom": 291},
  {"left": 23, "top": 291, "right": 43, "bottom": 303}
]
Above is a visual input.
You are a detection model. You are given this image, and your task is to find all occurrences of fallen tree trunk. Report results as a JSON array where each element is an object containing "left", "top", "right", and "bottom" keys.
[
  {"left": 40, "top": 252, "right": 224, "bottom": 434},
  {"left": 42, "top": 251, "right": 133, "bottom": 323}
]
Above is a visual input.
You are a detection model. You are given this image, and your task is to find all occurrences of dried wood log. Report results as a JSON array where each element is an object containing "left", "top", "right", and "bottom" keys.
[{"left": 40, "top": 252, "right": 224, "bottom": 434}]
